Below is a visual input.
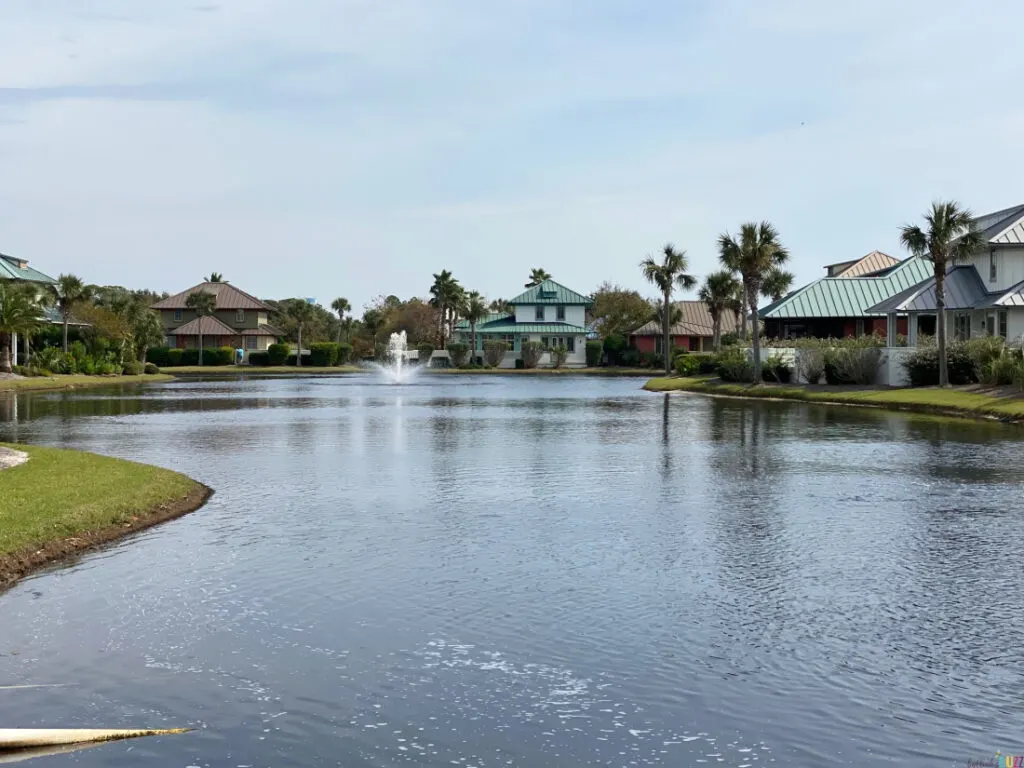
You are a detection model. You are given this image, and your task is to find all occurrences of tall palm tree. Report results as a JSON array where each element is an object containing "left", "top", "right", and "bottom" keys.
[
  {"left": 699, "top": 270, "right": 740, "bottom": 351},
  {"left": 205, "top": 272, "right": 225, "bottom": 283},
  {"left": 331, "top": 297, "right": 351, "bottom": 343},
  {"left": 185, "top": 290, "right": 217, "bottom": 365},
  {"left": 900, "top": 201, "right": 982, "bottom": 387},
  {"left": 525, "top": 268, "right": 552, "bottom": 288},
  {"left": 489, "top": 298, "right": 511, "bottom": 314},
  {"left": 429, "top": 270, "right": 462, "bottom": 348},
  {"left": 0, "top": 282, "right": 42, "bottom": 374},
  {"left": 640, "top": 244, "right": 697, "bottom": 375},
  {"left": 718, "top": 222, "right": 790, "bottom": 384},
  {"left": 287, "top": 300, "right": 316, "bottom": 367},
  {"left": 463, "top": 291, "right": 488, "bottom": 361},
  {"left": 51, "top": 273, "right": 91, "bottom": 353},
  {"left": 761, "top": 269, "right": 795, "bottom": 303}
]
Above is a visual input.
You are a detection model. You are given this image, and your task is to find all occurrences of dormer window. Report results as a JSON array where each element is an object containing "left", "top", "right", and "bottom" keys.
[
  {"left": 556, "top": 305, "right": 565, "bottom": 321},
  {"left": 535, "top": 306, "right": 544, "bottom": 321},
  {"left": 236, "top": 309, "right": 245, "bottom": 323},
  {"left": 990, "top": 249, "right": 997, "bottom": 282}
]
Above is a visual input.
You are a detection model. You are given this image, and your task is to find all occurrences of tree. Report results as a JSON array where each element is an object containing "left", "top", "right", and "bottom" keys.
[
  {"left": 463, "top": 291, "right": 488, "bottom": 361},
  {"left": 0, "top": 282, "right": 42, "bottom": 374},
  {"left": 51, "top": 273, "right": 91, "bottom": 353},
  {"left": 900, "top": 201, "right": 982, "bottom": 387},
  {"left": 331, "top": 297, "right": 351, "bottom": 343},
  {"left": 718, "top": 222, "right": 790, "bottom": 384},
  {"left": 761, "top": 269, "right": 795, "bottom": 302},
  {"left": 205, "top": 273, "right": 225, "bottom": 283},
  {"left": 525, "top": 268, "right": 552, "bottom": 288},
  {"left": 640, "top": 244, "right": 697, "bottom": 375},
  {"left": 489, "top": 298, "right": 511, "bottom": 314},
  {"left": 732, "top": 283, "right": 747, "bottom": 339},
  {"left": 590, "top": 282, "right": 656, "bottom": 339},
  {"left": 185, "top": 290, "right": 217, "bottom": 365},
  {"left": 361, "top": 308, "right": 386, "bottom": 351},
  {"left": 287, "top": 300, "right": 316, "bottom": 366},
  {"left": 429, "top": 270, "right": 462, "bottom": 347},
  {"left": 698, "top": 271, "right": 741, "bottom": 351}
]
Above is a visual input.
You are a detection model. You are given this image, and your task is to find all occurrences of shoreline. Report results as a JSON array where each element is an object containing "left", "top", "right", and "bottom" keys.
[
  {"left": 423, "top": 367, "right": 653, "bottom": 376},
  {"left": 0, "top": 445, "right": 212, "bottom": 591},
  {"left": 644, "top": 376, "right": 1024, "bottom": 424},
  {"left": 0, "top": 374, "right": 175, "bottom": 393},
  {"left": 160, "top": 365, "right": 361, "bottom": 375}
]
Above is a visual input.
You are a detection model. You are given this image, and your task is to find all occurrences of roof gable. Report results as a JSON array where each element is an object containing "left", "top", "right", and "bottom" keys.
[
  {"left": 169, "top": 315, "right": 239, "bottom": 336},
  {"left": 829, "top": 250, "right": 900, "bottom": 278},
  {"left": 868, "top": 266, "right": 989, "bottom": 313},
  {"left": 0, "top": 254, "right": 57, "bottom": 284},
  {"left": 630, "top": 300, "right": 738, "bottom": 337},
  {"left": 509, "top": 279, "right": 592, "bottom": 306},
  {"left": 151, "top": 282, "right": 273, "bottom": 311}
]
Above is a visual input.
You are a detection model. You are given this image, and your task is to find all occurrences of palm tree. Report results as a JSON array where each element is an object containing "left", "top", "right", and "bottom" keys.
[
  {"left": 0, "top": 282, "right": 42, "bottom": 374},
  {"left": 640, "top": 244, "right": 697, "bottom": 375},
  {"left": 718, "top": 222, "right": 790, "bottom": 384},
  {"left": 761, "top": 269, "right": 795, "bottom": 303},
  {"left": 900, "top": 201, "right": 982, "bottom": 387},
  {"left": 185, "top": 290, "right": 217, "bottom": 365},
  {"left": 205, "top": 272, "right": 225, "bottom": 283},
  {"left": 287, "top": 300, "right": 316, "bottom": 366},
  {"left": 463, "top": 291, "right": 488, "bottom": 361},
  {"left": 331, "top": 297, "right": 351, "bottom": 343},
  {"left": 699, "top": 271, "right": 740, "bottom": 351},
  {"left": 429, "top": 270, "right": 462, "bottom": 347},
  {"left": 51, "top": 273, "right": 91, "bottom": 353},
  {"left": 489, "top": 298, "right": 511, "bottom": 314},
  {"left": 525, "top": 268, "right": 552, "bottom": 288}
]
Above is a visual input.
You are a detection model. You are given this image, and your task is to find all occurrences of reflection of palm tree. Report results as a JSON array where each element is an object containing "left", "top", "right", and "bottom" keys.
[
  {"left": 525, "top": 268, "right": 552, "bottom": 287},
  {"left": 0, "top": 283, "right": 42, "bottom": 373},
  {"left": 641, "top": 244, "right": 696, "bottom": 375},
  {"left": 185, "top": 290, "right": 217, "bottom": 365},
  {"left": 699, "top": 271, "right": 740, "bottom": 351}
]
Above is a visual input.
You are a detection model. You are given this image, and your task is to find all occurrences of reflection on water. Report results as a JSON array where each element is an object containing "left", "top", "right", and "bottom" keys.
[{"left": 1, "top": 375, "right": 1023, "bottom": 768}]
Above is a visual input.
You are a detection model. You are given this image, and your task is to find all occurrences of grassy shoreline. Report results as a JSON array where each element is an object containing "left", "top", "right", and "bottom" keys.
[
  {"left": 161, "top": 365, "right": 361, "bottom": 375},
  {"left": 0, "top": 444, "right": 211, "bottom": 590},
  {"left": 0, "top": 373, "right": 174, "bottom": 392},
  {"left": 644, "top": 376, "right": 1024, "bottom": 423}
]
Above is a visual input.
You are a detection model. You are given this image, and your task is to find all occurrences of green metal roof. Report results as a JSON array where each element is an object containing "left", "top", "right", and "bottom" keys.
[
  {"left": 454, "top": 312, "right": 511, "bottom": 330},
  {"left": 458, "top": 315, "right": 587, "bottom": 335},
  {"left": 508, "top": 279, "right": 592, "bottom": 306},
  {"left": 0, "top": 254, "right": 56, "bottom": 284},
  {"left": 759, "top": 256, "right": 933, "bottom": 319}
]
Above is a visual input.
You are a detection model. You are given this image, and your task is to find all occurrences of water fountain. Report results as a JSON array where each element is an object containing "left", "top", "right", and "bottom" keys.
[{"left": 371, "top": 331, "right": 418, "bottom": 384}]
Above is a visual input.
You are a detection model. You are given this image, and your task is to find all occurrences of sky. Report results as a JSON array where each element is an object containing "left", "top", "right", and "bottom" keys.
[{"left": 2, "top": 0, "right": 1023, "bottom": 313}]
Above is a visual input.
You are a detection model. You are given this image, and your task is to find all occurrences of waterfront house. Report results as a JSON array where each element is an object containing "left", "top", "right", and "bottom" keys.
[
  {"left": 151, "top": 281, "right": 283, "bottom": 360},
  {"left": 454, "top": 279, "right": 592, "bottom": 367},
  {"left": 759, "top": 251, "right": 932, "bottom": 339},
  {"left": 627, "top": 301, "right": 738, "bottom": 354},
  {"left": 0, "top": 253, "right": 58, "bottom": 365},
  {"left": 867, "top": 204, "right": 1024, "bottom": 345}
]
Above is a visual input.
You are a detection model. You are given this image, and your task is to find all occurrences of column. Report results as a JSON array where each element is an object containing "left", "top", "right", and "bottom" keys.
[
  {"left": 908, "top": 314, "right": 918, "bottom": 347},
  {"left": 886, "top": 313, "right": 898, "bottom": 347},
  {"left": 11, "top": 332, "right": 17, "bottom": 367}
]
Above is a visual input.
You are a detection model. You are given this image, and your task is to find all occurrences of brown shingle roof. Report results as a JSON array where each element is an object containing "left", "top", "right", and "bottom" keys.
[
  {"left": 824, "top": 250, "right": 900, "bottom": 278},
  {"left": 169, "top": 315, "right": 238, "bottom": 337},
  {"left": 629, "top": 301, "right": 739, "bottom": 337},
  {"left": 151, "top": 282, "right": 273, "bottom": 311},
  {"left": 239, "top": 324, "right": 284, "bottom": 336}
]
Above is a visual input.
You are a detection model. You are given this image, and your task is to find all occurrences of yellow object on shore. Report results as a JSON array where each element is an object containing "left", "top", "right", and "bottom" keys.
[{"left": 0, "top": 728, "right": 189, "bottom": 750}]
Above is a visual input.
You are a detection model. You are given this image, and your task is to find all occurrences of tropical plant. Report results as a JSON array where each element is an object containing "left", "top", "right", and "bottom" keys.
[
  {"left": 0, "top": 282, "right": 42, "bottom": 373},
  {"left": 429, "top": 270, "right": 463, "bottom": 348},
  {"left": 205, "top": 272, "right": 225, "bottom": 282},
  {"left": 489, "top": 298, "right": 512, "bottom": 314},
  {"left": 525, "top": 268, "right": 552, "bottom": 288},
  {"left": 585, "top": 339, "right": 603, "bottom": 367},
  {"left": 483, "top": 340, "right": 508, "bottom": 367},
  {"left": 715, "top": 347, "right": 754, "bottom": 383},
  {"left": 51, "top": 273, "right": 92, "bottom": 353},
  {"left": 331, "top": 297, "right": 351, "bottom": 343},
  {"left": 761, "top": 269, "right": 795, "bottom": 302},
  {"left": 521, "top": 341, "right": 544, "bottom": 368},
  {"left": 287, "top": 300, "right": 316, "bottom": 367},
  {"left": 185, "top": 290, "right": 217, "bottom": 365},
  {"left": 698, "top": 270, "right": 740, "bottom": 352},
  {"left": 718, "top": 222, "right": 790, "bottom": 384},
  {"left": 550, "top": 344, "right": 569, "bottom": 369},
  {"left": 447, "top": 342, "right": 470, "bottom": 367},
  {"left": 463, "top": 291, "right": 487, "bottom": 362},
  {"left": 641, "top": 244, "right": 697, "bottom": 375},
  {"left": 900, "top": 201, "right": 983, "bottom": 387}
]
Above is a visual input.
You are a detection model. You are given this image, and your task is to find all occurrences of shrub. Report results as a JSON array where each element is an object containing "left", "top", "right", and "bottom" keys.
[
  {"left": 521, "top": 341, "right": 544, "bottom": 368},
  {"left": 980, "top": 354, "right": 1020, "bottom": 386},
  {"left": 247, "top": 351, "right": 270, "bottom": 366},
  {"left": 823, "top": 343, "right": 882, "bottom": 385},
  {"left": 720, "top": 332, "right": 740, "bottom": 347},
  {"left": 121, "top": 361, "right": 145, "bottom": 376},
  {"left": 180, "top": 348, "right": 200, "bottom": 366},
  {"left": 200, "top": 347, "right": 231, "bottom": 366},
  {"left": 964, "top": 336, "right": 1005, "bottom": 373},
  {"left": 309, "top": 342, "right": 339, "bottom": 367},
  {"left": 585, "top": 340, "right": 603, "bottom": 367},
  {"left": 514, "top": 358, "right": 525, "bottom": 369},
  {"left": 603, "top": 334, "right": 628, "bottom": 365},
  {"left": 550, "top": 344, "right": 569, "bottom": 369},
  {"left": 336, "top": 343, "right": 353, "bottom": 365},
  {"left": 167, "top": 348, "right": 184, "bottom": 366},
  {"left": 675, "top": 355, "right": 702, "bottom": 376},
  {"left": 691, "top": 353, "right": 720, "bottom": 374},
  {"left": 639, "top": 351, "right": 664, "bottom": 369},
  {"left": 267, "top": 343, "right": 290, "bottom": 366},
  {"left": 483, "top": 340, "right": 508, "bottom": 367},
  {"left": 447, "top": 342, "right": 470, "bottom": 367},
  {"left": 796, "top": 344, "right": 826, "bottom": 385},
  {"left": 147, "top": 347, "right": 172, "bottom": 367},
  {"left": 285, "top": 353, "right": 313, "bottom": 366},
  {"left": 619, "top": 347, "right": 641, "bottom": 367},
  {"left": 31, "top": 347, "right": 69, "bottom": 374},
  {"left": 902, "top": 343, "right": 978, "bottom": 386},
  {"left": 96, "top": 361, "right": 119, "bottom": 375},
  {"left": 144, "top": 362, "right": 160, "bottom": 375},
  {"left": 762, "top": 358, "right": 792, "bottom": 383},
  {"left": 417, "top": 343, "right": 434, "bottom": 367},
  {"left": 716, "top": 347, "right": 754, "bottom": 382}
]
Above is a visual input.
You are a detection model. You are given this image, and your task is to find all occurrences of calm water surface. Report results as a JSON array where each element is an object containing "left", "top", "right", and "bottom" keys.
[{"left": 2, "top": 374, "right": 1024, "bottom": 767}]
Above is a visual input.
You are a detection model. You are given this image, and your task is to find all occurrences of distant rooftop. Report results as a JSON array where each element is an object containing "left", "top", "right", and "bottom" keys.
[{"left": 0, "top": 254, "right": 57, "bottom": 284}]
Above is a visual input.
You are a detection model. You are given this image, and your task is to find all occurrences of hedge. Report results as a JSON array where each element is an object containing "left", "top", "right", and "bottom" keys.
[
  {"left": 585, "top": 340, "right": 603, "bottom": 367},
  {"left": 285, "top": 353, "right": 313, "bottom": 366},
  {"left": 247, "top": 351, "right": 270, "bottom": 366},
  {"left": 337, "top": 343, "right": 353, "bottom": 364},
  {"left": 448, "top": 342, "right": 470, "bottom": 367},
  {"left": 309, "top": 342, "right": 340, "bottom": 367},
  {"left": 180, "top": 348, "right": 200, "bottom": 366},
  {"left": 147, "top": 347, "right": 171, "bottom": 367},
  {"left": 167, "top": 348, "right": 183, "bottom": 366},
  {"left": 268, "top": 343, "right": 290, "bottom": 366}
]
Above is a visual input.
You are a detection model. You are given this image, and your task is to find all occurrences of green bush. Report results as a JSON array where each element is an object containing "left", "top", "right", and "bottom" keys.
[
  {"left": 675, "top": 355, "right": 702, "bottom": 376},
  {"left": 585, "top": 340, "right": 603, "bottom": 367},
  {"left": 691, "top": 353, "right": 720, "bottom": 374},
  {"left": 144, "top": 362, "right": 160, "bottom": 375},
  {"left": 720, "top": 332, "right": 740, "bottom": 347},
  {"left": 417, "top": 343, "right": 434, "bottom": 367},
  {"left": 980, "top": 354, "right": 1020, "bottom": 386},
  {"left": 285, "top": 353, "right": 313, "bottom": 366},
  {"left": 603, "top": 334, "right": 628, "bottom": 365},
  {"left": 180, "top": 348, "right": 200, "bottom": 366},
  {"left": 448, "top": 342, "right": 470, "bottom": 367},
  {"left": 762, "top": 358, "right": 793, "bottom": 383},
  {"left": 337, "top": 343, "right": 353, "bottom": 365},
  {"left": 514, "top": 358, "right": 525, "bottom": 369},
  {"left": 964, "top": 336, "right": 1006, "bottom": 373},
  {"left": 147, "top": 347, "right": 171, "bottom": 367},
  {"left": 96, "top": 361, "right": 119, "bottom": 375},
  {"left": 521, "top": 341, "right": 544, "bottom": 368},
  {"left": 200, "top": 347, "right": 231, "bottom": 366},
  {"left": 639, "top": 351, "right": 663, "bottom": 369},
  {"left": 122, "top": 361, "right": 145, "bottom": 375},
  {"left": 267, "top": 343, "right": 290, "bottom": 366},
  {"left": 483, "top": 340, "right": 508, "bottom": 367},
  {"left": 902, "top": 343, "right": 978, "bottom": 386},
  {"left": 167, "top": 348, "right": 184, "bottom": 366},
  {"left": 551, "top": 344, "right": 569, "bottom": 369},
  {"left": 309, "top": 342, "right": 339, "bottom": 366},
  {"left": 247, "top": 351, "right": 270, "bottom": 366},
  {"left": 823, "top": 343, "right": 882, "bottom": 385},
  {"left": 716, "top": 347, "right": 754, "bottom": 382},
  {"left": 619, "top": 347, "right": 641, "bottom": 367}
]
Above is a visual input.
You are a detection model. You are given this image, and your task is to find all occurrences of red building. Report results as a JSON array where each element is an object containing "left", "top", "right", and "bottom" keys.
[{"left": 628, "top": 301, "right": 739, "bottom": 353}]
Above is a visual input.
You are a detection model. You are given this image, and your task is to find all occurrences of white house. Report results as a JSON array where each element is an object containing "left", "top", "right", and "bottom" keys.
[{"left": 454, "top": 279, "right": 592, "bottom": 367}]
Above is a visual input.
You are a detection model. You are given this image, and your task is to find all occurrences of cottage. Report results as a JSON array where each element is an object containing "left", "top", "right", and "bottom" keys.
[
  {"left": 0, "top": 253, "right": 58, "bottom": 365},
  {"left": 627, "top": 301, "right": 738, "bottom": 354},
  {"left": 151, "top": 282, "right": 283, "bottom": 360},
  {"left": 454, "top": 279, "right": 592, "bottom": 367}
]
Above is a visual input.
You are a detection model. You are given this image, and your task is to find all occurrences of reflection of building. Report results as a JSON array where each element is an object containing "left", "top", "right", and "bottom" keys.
[
  {"left": 454, "top": 279, "right": 592, "bottom": 367},
  {"left": 151, "top": 281, "right": 283, "bottom": 360},
  {"left": 1, "top": 253, "right": 57, "bottom": 365},
  {"left": 627, "top": 301, "right": 739, "bottom": 354}
]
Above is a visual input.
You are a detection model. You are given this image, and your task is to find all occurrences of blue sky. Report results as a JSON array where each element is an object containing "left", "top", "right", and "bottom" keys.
[{"left": 2, "top": 0, "right": 1023, "bottom": 312}]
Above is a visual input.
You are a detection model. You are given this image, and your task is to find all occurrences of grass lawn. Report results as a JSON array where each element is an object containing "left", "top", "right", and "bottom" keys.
[
  {"left": 161, "top": 365, "right": 361, "bottom": 375},
  {"left": 425, "top": 367, "right": 654, "bottom": 376},
  {"left": 0, "top": 444, "right": 209, "bottom": 586},
  {"left": 644, "top": 376, "right": 1024, "bottom": 422},
  {"left": 0, "top": 374, "right": 174, "bottom": 392}
]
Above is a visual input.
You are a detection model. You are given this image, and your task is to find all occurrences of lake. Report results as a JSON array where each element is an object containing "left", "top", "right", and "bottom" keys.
[{"left": 2, "top": 373, "right": 1024, "bottom": 767}]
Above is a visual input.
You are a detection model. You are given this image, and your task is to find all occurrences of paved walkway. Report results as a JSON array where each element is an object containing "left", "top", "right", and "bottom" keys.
[{"left": 0, "top": 447, "right": 28, "bottom": 470}]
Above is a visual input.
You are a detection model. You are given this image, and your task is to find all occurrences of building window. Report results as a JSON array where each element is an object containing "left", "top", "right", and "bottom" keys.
[
  {"left": 855, "top": 318, "right": 865, "bottom": 337},
  {"left": 999, "top": 310, "right": 1008, "bottom": 339},
  {"left": 556, "top": 305, "right": 565, "bottom": 321},
  {"left": 955, "top": 313, "right": 971, "bottom": 340},
  {"left": 535, "top": 306, "right": 545, "bottom": 321},
  {"left": 519, "top": 336, "right": 529, "bottom": 349},
  {"left": 541, "top": 336, "right": 549, "bottom": 348},
  {"left": 566, "top": 336, "right": 575, "bottom": 353},
  {"left": 246, "top": 336, "right": 257, "bottom": 349},
  {"left": 173, "top": 309, "right": 182, "bottom": 322},
  {"left": 236, "top": 309, "right": 245, "bottom": 323},
  {"left": 990, "top": 250, "right": 997, "bottom": 282}
]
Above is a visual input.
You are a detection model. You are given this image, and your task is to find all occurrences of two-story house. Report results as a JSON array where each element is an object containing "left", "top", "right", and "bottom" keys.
[
  {"left": 454, "top": 279, "right": 592, "bottom": 367},
  {"left": 868, "top": 204, "right": 1024, "bottom": 345},
  {"left": 151, "top": 281, "right": 283, "bottom": 360}
]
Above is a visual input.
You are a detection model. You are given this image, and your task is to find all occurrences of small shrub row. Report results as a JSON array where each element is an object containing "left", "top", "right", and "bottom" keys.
[
  {"left": 248, "top": 351, "right": 269, "bottom": 366},
  {"left": 268, "top": 343, "right": 290, "bottom": 366},
  {"left": 285, "top": 353, "right": 313, "bottom": 366},
  {"left": 307, "top": 342, "right": 353, "bottom": 366},
  {"left": 901, "top": 338, "right": 1020, "bottom": 387},
  {"left": 29, "top": 343, "right": 120, "bottom": 376}
]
